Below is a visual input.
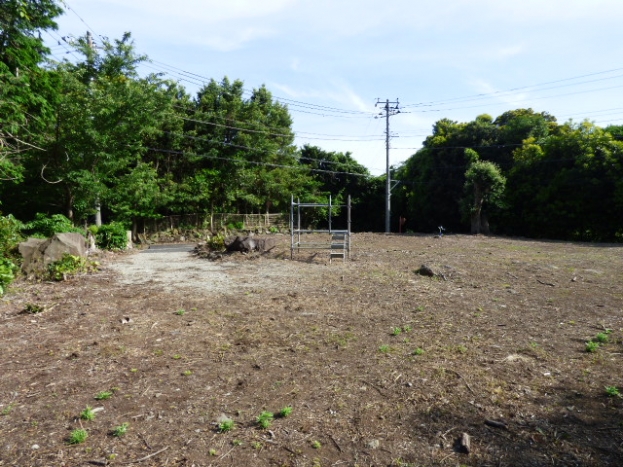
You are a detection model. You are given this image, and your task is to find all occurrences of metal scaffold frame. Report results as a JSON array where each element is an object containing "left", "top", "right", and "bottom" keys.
[{"left": 290, "top": 195, "right": 351, "bottom": 262}]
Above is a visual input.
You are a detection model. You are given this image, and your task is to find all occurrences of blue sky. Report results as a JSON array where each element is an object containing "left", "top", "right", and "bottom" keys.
[{"left": 47, "top": 0, "right": 623, "bottom": 175}]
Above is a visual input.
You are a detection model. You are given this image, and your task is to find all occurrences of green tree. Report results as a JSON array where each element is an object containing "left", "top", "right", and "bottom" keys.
[
  {"left": 605, "top": 124, "right": 623, "bottom": 142},
  {"left": 38, "top": 33, "right": 176, "bottom": 222},
  {"left": 396, "top": 117, "right": 482, "bottom": 232},
  {"left": 183, "top": 78, "right": 316, "bottom": 216},
  {"left": 185, "top": 77, "right": 249, "bottom": 214},
  {"left": 299, "top": 144, "right": 375, "bottom": 229},
  {"left": 107, "top": 162, "right": 170, "bottom": 240},
  {"left": 462, "top": 156, "right": 506, "bottom": 234},
  {"left": 0, "top": 0, "right": 63, "bottom": 199},
  {"left": 506, "top": 121, "right": 623, "bottom": 240}
]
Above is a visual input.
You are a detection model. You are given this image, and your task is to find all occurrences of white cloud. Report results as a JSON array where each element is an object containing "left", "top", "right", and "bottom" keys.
[
  {"left": 100, "top": 0, "right": 295, "bottom": 23},
  {"left": 336, "top": 85, "right": 373, "bottom": 113},
  {"left": 64, "top": 0, "right": 295, "bottom": 50},
  {"left": 270, "top": 83, "right": 303, "bottom": 98},
  {"left": 469, "top": 79, "right": 529, "bottom": 108}
]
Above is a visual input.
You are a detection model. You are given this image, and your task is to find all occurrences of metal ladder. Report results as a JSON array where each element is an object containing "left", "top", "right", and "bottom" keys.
[{"left": 330, "top": 232, "right": 347, "bottom": 263}]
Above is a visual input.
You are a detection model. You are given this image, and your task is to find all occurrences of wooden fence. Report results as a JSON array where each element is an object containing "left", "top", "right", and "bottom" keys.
[{"left": 138, "top": 213, "right": 289, "bottom": 235}]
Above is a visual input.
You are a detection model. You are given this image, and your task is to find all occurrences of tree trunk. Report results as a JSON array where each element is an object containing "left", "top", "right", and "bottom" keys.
[
  {"left": 65, "top": 186, "right": 74, "bottom": 221},
  {"left": 132, "top": 217, "right": 139, "bottom": 243},
  {"left": 471, "top": 185, "right": 483, "bottom": 234}
]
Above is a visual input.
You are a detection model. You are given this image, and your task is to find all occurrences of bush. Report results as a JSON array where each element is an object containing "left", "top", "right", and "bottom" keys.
[
  {"left": 0, "top": 257, "right": 18, "bottom": 296},
  {"left": 47, "top": 254, "right": 97, "bottom": 281},
  {"left": 24, "top": 213, "right": 81, "bottom": 238},
  {"left": 206, "top": 234, "right": 225, "bottom": 251},
  {"left": 226, "top": 221, "right": 244, "bottom": 231},
  {"left": 0, "top": 214, "right": 24, "bottom": 259},
  {"left": 95, "top": 222, "right": 128, "bottom": 250}
]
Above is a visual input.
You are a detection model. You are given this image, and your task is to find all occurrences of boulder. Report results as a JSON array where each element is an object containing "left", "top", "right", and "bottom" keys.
[
  {"left": 19, "top": 233, "right": 87, "bottom": 277},
  {"left": 224, "top": 236, "right": 277, "bottom": 253},
  {"left": 225, "top": 236, "right": 256, "bottom": 252},
  {"left": 18, "top": 238, "right": 46, "bottom": 268}
]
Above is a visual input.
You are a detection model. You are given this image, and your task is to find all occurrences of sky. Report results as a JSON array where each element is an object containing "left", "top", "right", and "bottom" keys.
[{"left": 46, "top": 0, "right": 623, "bottom": 175}]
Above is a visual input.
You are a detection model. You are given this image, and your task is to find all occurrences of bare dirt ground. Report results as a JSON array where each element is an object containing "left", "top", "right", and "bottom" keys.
[{"left": 1, "top": 233, "right": 622, "bottom": 467}]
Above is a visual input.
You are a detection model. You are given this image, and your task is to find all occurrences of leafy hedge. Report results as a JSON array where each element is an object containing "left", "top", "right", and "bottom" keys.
[
  {"left": 93, "top": 222, "right": 128, "bottom": 250},
  {"left": 24, "top": 213, "right": 83, "bottom": 238}
]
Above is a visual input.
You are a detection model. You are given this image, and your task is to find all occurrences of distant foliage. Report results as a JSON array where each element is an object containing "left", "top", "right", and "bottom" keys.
[
  {"left": 94, "top": 223, "right": 128, "bottom": 250},
  {"left": 24, "top": 213, "right": 82, "bottom": 238},
  {"left": 226, "top": 221, "right": 245, "bottom": 231}
]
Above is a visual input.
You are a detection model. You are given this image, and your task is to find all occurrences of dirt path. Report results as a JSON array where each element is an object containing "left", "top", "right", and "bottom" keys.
[{"left": 107, "top": 242, "right": 327, "bottom": 294}]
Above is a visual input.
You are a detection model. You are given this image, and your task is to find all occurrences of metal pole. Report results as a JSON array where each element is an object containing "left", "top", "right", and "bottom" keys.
[
  {"left": 297, "top": 197, "right": 301, "bottom": 252},
  {"left": 384, "top": 100, "right": 390, "bottom": 233},
  {"left": 347, "top": 195, "right": 351, "bottom": 259},
  {"left": 329, "top": 194, "right": 332, "bottom": 233}
]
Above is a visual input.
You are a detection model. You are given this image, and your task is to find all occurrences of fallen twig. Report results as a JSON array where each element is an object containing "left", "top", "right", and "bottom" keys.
[
  {"left": 536, "top": 279, "right": 555, "bottom": 287},
  {"left": 361, "top": 380, "right": 389, "bottom": 398},
  {"left": 329, "top": 434, "right": 343, "bottom": 452},
  {"left": 138, "top": 432, "right": 152, "bottom": 450},
  {"left": 446, "top": 369, "right": 476, "bottom": 396},
  {"left": 121, "top": 446, "right": 169, "bottom": 464},
  {"left": 485, "top": 419, "right": 508, "bottom": 429}
]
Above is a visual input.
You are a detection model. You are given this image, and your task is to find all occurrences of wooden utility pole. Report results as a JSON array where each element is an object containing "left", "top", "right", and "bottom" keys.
[{"left": 375, "top": 99, "right": 400, "bottom": 233}]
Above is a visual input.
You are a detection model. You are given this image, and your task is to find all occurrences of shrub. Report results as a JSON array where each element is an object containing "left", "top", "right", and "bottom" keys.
[
  {"left": 585, "top": 341, "right": 599, "bottom": 353},
  {"left": 256, "top": 411, "right": 274, "bottom": 429},
  {"left": 0, "top": 214, "right": 24, "bottom": 259},
  {"left": 48, "top": 254, "right": 97, "bottom": 281},
  {"left": 24, "top": 213, "right": 81, "bottom": 238},
  {"left": 226, "top": 221, "right": 244, "bottom": 231},
  {"left": 68, "top": 428, "right": 88, "bottom": 444},
  {"left": 112, "top": 422, "right": 129, "bottom": 437},
  {"left": 95, "top": 222, "right": 128, "bottom": 250},
  {"left": 206, "top": 234, "right": 225, "bottom": 251},
  {"left": 0, "top": 257, "right": 18, "bottom": 296},
  {"left": 218, "top": 419, "right": 235, "bottom": 432},
  {"left": 605, "top": 386, "right": 620, "bottom": 397}
]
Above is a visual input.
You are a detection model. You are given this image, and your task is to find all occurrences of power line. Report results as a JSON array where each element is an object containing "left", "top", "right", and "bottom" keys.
[
  {"left": 145, "top": 147, "right": 372, "bottom": 179},
  {"left": 162, "top": 131, "right": 372, "bottom": 169},
  {"left": 146, "top": 62, "right": 374, "bottom": 116},
  {"left": 402, "top": 67, "right": 623, "bottom": 109},
  {"left": 407, "top": 83, "right": 623, "bottom": 115},
  {"left": 58, "top": 0, "right": 102, "bottom": 44},
  {"left": 175, "top": 114, "right": 384, "bottom": 142}
]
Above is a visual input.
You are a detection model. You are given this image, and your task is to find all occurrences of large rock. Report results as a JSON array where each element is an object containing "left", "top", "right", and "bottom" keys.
[
  {"left": 18, "top": 238, "right": 46, "bottom": 269},
  {"left": 224, "top": 236, "right": 277, "bottom": 253},
  {"left": 19, "top": 233, "right": 87, "bottom": 277}
]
